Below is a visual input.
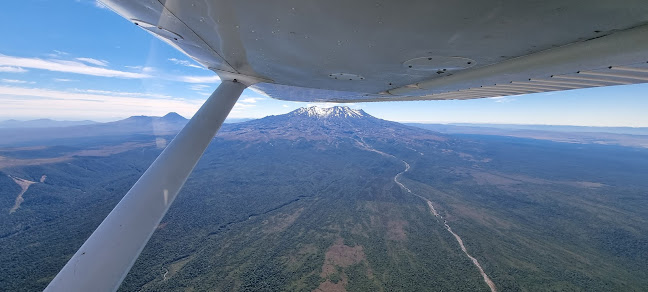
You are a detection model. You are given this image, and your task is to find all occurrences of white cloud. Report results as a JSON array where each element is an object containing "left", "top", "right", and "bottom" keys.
[
  {"left": 188, "top": 84, "right": 211, "bottom": 92},
  {"left": 230, "top": 103, "right": 256, "bottom": 114},
  {"left": 71, "top": 88, "right": 173, "bottom": 99},
  {"left": 46, "top": 50, "right": 69, "bottom": 58},
  {"left": 76, "top": 57, "right": 109, "bottom": 67},
  {"left": 0, "top": 66, "right": 27, "bottom": 73},
  {"left": 233, "top": 103, "right": 255, "bottom": 109},
  {"left": 240, "top": 97, "right": 264, "bottom": 103},
  {"left": 168, "top": 58, "right": 204, "bottom": 69},
  {"left": 94, "top": 0, "right": 108, "bottom": 9},
  {"left": 490, "top": 96, "right": 517, "bottom": 103},
  {"left": 124, "top": 65, "right": 155, "bottom": 73},
  {"left": 0, "top": 85, "right": 203, "bottom": 120},
  {"left": 0, "top": 53, "right": 221, "bottom": 84},
  {"left": 282, "top": 104, "right": 289, "bottom": 108},
  {"left": 1, "top": 79, "right": 29, "bottom": 84},
  {"left": 230, "top": 96, "right": 266, "bottom": 114},
  {"left": 53, "top": 78, "right": 76, "bottom": 82},
  {"left": 178, "top": 75, "right": 220, "bottom": 83},
  {"left": 0, "top": 54, "right": 149, "bottom": 79}
]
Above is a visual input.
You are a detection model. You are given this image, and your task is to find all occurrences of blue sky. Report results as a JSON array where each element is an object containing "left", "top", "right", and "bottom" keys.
[{"left": 0, "top": 0, "right": 647, "bottom": 126}]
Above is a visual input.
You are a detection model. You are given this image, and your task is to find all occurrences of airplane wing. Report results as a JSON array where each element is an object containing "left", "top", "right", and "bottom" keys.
[
  {"left": 45, "top": 1, "right": 648, "bottom": 291},
  {"left": 101, "top": 0, "right": 648, "bottom": 102}
]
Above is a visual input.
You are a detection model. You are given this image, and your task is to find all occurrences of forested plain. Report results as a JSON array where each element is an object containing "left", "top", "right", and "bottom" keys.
[{"left": 1, "top": 112, "right": 647, "bottom": 291}]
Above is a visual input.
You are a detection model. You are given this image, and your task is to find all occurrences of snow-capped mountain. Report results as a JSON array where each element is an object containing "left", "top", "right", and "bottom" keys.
[
  {"left": 290, "top": 106, "right": 366, "bottom": 119},
  {"left": 218, "top": 106, "right": 445, "bottom": 144}
]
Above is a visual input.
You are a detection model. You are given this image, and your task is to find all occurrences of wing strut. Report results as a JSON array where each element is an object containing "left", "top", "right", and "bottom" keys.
[{"left": 45, "top": 80, "right": 247, "bottom": 292}]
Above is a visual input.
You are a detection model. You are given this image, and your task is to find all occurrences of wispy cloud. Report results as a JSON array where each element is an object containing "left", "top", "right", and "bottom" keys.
[
  {"left": 76, "top": 57, "right": 109, "bottom": 67},
  {"left": 233, "top": 103, "right": 256, "bottom": 109},
  {"left": 0, "top": 66, "right": 27, "bottom": 73},
  {"left": 490, "top": 96, "right": 517, "bottom": 103},
  {"left": 71, "top": 88, "right": 173, "bottom": 99},
  {"left": 0, "top": 85, "right": 203, "bottom": 120},
  {"left": 230, "top": 95, "right": 266, "bottom": 114},
  {"left": 46, "top": 50, "right": 69, "bottom": 58},
  {"left": 240, "top": 97, "right": 264, "bottom": 103},
  {"left": 131, "top": 65, "right": 218, "bottom": 83},
  {"left": 231, "top": 103, "right": 255, "bottom": 114},
  {"left": 178, "top": 75, "right": 220, "bottom": 83},
  {"left": 0, "top": 53, "right": 221, "bottom": 85},
  {"left": 94, "top": 0, "right": 108, "bottom": 9},
  {"left": 0, "top": 54, "right": 149, "bottom": 79},
  {"left": 1, "top": 79, "right": 33, "bottom": 84},
  {"left": 53, "top": 78, "right": 76, "bottom": 82},
  {"left": 188, "top": 84, "right": 211, "bottom": 92},
  {"left": 168, "top": 58, "right": 204, "bottom": 69},
  {"left": 124, "top": 65, "right": 155, "bottom": 73}
]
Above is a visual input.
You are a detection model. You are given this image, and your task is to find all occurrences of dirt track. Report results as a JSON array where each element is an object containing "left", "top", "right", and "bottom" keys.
[
  {"left": 8, "top": 175, "right": 37, "bottom": 214},
  {"left": 393, "top": 160, "right": 497, "bottom": 292},
  {"left": 354, "top": 139, "right": 497, "bottom": 292}
]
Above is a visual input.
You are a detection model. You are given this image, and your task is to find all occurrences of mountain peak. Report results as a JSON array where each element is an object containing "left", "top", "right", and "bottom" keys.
[
  {"left": 162, "top": 112, "right": 186, "bottom": 121},
  {"left": 291, "top": 106, "right": 366, "bottom": 119}
]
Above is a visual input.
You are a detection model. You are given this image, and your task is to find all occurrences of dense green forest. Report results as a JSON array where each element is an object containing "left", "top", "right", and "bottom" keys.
[{"left": 1, "top": 113, "right": 647, "bottom": 291}]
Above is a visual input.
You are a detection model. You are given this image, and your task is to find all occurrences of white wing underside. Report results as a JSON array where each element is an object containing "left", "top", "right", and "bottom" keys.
[{"left": 102, "top": 0, "right": 648, "bottom": 102}]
